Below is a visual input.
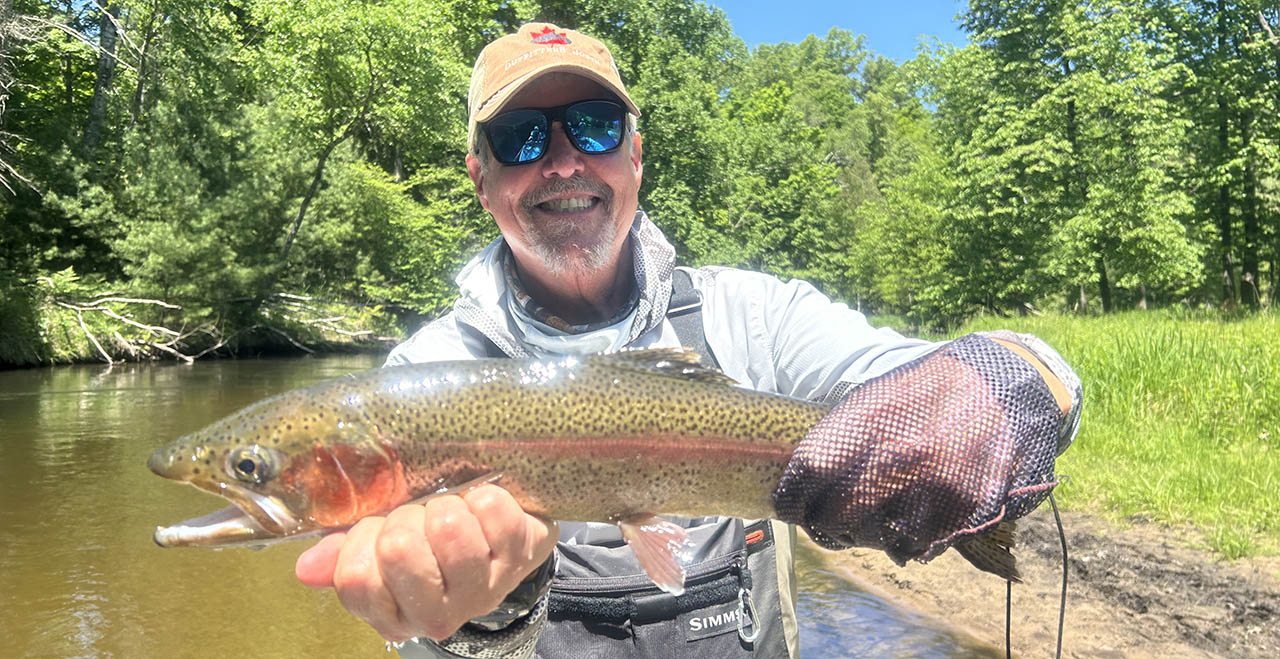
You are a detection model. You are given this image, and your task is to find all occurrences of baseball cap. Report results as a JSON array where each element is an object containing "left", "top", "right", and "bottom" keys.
[{"left": 467, "top": 23, "right": 641, "bottom": 151}]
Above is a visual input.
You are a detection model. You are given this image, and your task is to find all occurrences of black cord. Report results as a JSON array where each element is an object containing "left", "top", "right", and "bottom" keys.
[
  {"left": 1049, "top": 492, "right": 1068, "bottom": 659},
  {"left": 1005, "top": 578, "right": 1012, "bottom": 659}
]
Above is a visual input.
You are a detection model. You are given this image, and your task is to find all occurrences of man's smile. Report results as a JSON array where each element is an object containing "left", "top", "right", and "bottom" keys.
[
  {"left": 521, "top": 175, "right": 613, "bottom": 219},
  {"left": 536, "top": 195, "right": 600, "bottom": 213}
]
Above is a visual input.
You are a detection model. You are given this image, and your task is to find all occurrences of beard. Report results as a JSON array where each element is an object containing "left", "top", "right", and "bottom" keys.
[{"left": 518, "top": 175, "right": 618, "bottom": 274}]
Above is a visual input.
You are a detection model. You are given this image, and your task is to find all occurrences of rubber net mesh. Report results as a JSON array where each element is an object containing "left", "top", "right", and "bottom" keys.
[{"left": 772, "top": 333, "right": 1065, "bottom": 566}]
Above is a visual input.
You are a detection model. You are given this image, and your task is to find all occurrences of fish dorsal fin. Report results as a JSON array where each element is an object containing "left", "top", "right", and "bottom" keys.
[{"left": 591, "top": 348, "right": 737, "bottom": 385}]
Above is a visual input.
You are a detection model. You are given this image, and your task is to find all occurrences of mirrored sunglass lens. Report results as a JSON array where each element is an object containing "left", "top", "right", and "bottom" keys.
[
  {"left": 488, "top": 111, "right": 547, "bottom": 163},
  {"left": 565, "top": 101, "right": 623, "bottom": 153}
]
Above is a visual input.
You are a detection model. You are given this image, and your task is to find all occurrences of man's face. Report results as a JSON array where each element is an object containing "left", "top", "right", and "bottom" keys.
[{"left": 467, "top": 74, "right": 643, "bottom": 275}]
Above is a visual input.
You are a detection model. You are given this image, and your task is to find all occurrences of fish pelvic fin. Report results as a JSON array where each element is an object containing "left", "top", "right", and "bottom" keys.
[
  {"left": 594, "top": 348, "right": 737, "bottom": 386},
  {"left": 617, "top": 514, "right": 696, "bottom": 596},
  {"left": 954, "top": 520, "right": 1022, "bottom": 583}
]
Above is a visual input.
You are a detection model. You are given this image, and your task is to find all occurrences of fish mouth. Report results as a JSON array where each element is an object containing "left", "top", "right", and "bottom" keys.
[
  {"left": 154, "top": 505, "right": 275, "bottom": 548},
  {"left": 154, "top": 483, "right": 303, "bottom": 548}
]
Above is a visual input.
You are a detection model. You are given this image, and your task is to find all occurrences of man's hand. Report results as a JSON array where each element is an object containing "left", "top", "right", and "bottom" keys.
[
  {"left": 295, "top": 484, "right": 559, "bottom": 643},
  {"left": 772, "top": 333, "right": 1072, "bottom": 565}
]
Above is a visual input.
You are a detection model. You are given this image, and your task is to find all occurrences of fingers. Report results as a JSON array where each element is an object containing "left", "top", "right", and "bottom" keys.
[
  {"left": 333, "top": 516, "right": 416, "bottom": 641},
  {"left": 463, "top": 486, "right": 557, "bottom": 590},
  {"left": 379, "top": 495, "right": 494, "bottom": 641},
  {"left": 295, "top": 531, "right": 347, "bottom": 588},
  {"left": 430, "top": 492, "right": 501, "bottom": 613},
  {"left": 375, "top": 504, "right": 443, "bottom": 636},
  {"left": 298, "top": 485, "right": 559, "bottom": 644}
]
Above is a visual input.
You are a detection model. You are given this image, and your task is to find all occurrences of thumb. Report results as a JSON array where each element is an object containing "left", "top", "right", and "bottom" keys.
[
  {"left": 294, "top": 532, "right": 348, "bottom": 588},
  {"left": 523, "top": 515, "right": 559, "bottom": 574}
]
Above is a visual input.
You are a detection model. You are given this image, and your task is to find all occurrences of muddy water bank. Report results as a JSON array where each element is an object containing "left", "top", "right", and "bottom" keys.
[{"left": 822, "top": 508, "right": 1280, "bottom": 658}]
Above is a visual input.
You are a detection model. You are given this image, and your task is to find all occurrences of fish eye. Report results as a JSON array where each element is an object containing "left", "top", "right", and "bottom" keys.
[{"left": 228, "top": 447, "right": 274, "bottom": 484}]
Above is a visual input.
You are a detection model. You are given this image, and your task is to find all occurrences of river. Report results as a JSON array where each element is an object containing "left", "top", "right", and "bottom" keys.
[{"left": 0, "top": 355, "right": 1000, "bottom": 657}]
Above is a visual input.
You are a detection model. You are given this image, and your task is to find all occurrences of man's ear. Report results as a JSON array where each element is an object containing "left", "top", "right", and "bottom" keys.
[
  {"left": 630, "top": 130, "right": 643, "bottom": 186},
  {"left": 466, "top": 153, "right": 489, "bottom": 210}
]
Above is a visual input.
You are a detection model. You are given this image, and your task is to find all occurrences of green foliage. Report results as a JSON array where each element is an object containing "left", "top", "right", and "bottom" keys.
[
  {"left": 0, "top": 271, "right": 48, "bottom": 366},
  {"left": 0, "top": 267, "right": 135, "bottom": 365},
  {"left": 959, "top": 311, "right": 1280, "bottom": 556},
  {"left": 3, "top": 0, "right": 1280, "bottom": 368},
  {"left": 299, "top": 159, "right": 492, "bottom": 315}
]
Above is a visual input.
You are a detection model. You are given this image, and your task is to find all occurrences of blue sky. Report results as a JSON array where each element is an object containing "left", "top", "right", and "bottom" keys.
[{"left": 708, "top": 0, "right": 969, "bottom": 62}]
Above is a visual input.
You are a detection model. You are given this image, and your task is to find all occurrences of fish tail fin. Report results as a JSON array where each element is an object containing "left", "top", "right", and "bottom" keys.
[{"left": 954, "top": 520, "right": 1021, "bottom": 583}]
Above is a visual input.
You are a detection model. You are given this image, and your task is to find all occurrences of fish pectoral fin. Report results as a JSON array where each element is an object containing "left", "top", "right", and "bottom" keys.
[
  {"left": 618, "top": 514, "right": 695, "bottom": 596},
  {"left": 954, "top": 520, "right": 1021, "bottom": 583},
  {"left": 405, "top": 471, "right": 505, "bottom": 506}
]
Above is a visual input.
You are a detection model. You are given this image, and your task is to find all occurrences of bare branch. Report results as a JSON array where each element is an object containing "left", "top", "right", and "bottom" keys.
[
  {"left": 87, "top": 295, "right": 181, "bottom": 309},
  {"left": 96, "top": 306, "right": 181, "bottom": 336},
  {"left": 73, "top": 309, "right": 114, "bottom": 364},
  {"left": 56, "top": 300, "right": 181, "bottom": 341},
  {"left": 26, "top": 16, "right": 138, "bottom": 73},
  {"left": 263, "top": 325, "right": 315, "bottom": 353},
  {"left": 1261, "top": 11, "right": 1279, "bottom": 49},
  {"left": 48, "top": 287, "right": 390, "bottom": 364},
  {"left": 145, "top": 341, "right": 195, "bottom": 363},
  {"left": 111, "top": 331, "right": 139, "bottom": 358},
  {"left": 90, "top": 0, "right": 141, "bottom": 58}
]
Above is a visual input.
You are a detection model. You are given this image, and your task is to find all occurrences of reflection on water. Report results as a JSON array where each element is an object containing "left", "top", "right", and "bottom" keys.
[
  {"left": 2, "top": 355, "right": 998, "bottom": 658},
  {"left": 794, "top": 542, "right": 1003, "bottom": 657},
  {"left": 0, "top": 356, "right": 390, "bottom": 659}
]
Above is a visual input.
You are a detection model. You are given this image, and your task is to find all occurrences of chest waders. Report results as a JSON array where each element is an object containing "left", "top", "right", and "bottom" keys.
[{"left": 532, "top": 267, "right": 792, "bottom": 658}]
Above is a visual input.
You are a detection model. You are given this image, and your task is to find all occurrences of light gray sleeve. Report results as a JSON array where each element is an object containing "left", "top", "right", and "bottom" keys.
[
  {"left": 698, "top": 267, "right": 942, "bottom": 401},
  {"left": 384, "top": 312, "right": 486, "bottom": 366}
]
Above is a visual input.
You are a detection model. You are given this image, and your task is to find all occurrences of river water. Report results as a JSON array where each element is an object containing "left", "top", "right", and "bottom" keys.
[{"left": 0, "top": 355, "right": 1000, "bottom": 658}]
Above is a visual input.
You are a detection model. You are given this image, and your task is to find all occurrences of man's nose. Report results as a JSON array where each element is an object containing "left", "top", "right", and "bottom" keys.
[{"left": 540, "top": 121, "right": 585, "bottom": 178}]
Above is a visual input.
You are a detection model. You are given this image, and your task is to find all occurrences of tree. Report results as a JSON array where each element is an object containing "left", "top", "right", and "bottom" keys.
[{"left": 945, "top": 0, "right": 1201, "bottom": 313}]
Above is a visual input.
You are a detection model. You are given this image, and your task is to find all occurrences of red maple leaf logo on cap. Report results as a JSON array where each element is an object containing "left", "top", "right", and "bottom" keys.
[{"left": 530, "top": 26, "right": 571, "bottom": 45}]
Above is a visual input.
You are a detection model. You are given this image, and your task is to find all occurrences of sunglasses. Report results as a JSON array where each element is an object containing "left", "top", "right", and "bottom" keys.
[{"left": 481, "top": 99, "right": 626, "bottom": 165}]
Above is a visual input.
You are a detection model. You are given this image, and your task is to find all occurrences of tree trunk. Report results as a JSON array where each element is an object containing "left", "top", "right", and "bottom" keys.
[
  {"left": 127, "top": 6, "right": 159, "bottom": 136},
  {"left": 1096, "top": 254, "right": 1112, "bottom": 313},
  {"left": 1215, "top": 0, "right": 1237, "bottom": 304},
  {"left": 117, "top": 7, "right": 157, "bottom": 168},
  {"left": 61, "top": 0, "right": 74, "bottom": 110},
  {"left": 1271, "top": 256, "right": 1278, "bottom": 307},
  {"left": 82, "top": 2, "right": 121, "bottom": 159},
  {"left": 1061, "top": 58, "right": 1100, "bottom": 315},
  {"left": 277, "top": 134, "right": 348, "bottom": 265},
  {"left": 1240, "top": 110, "right": 1259, "bottom": 307}
]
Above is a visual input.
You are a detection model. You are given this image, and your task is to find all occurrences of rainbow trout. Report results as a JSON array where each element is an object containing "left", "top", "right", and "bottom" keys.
[{"left": 149, "top": 349, "right": 1018, "bottom": 592}]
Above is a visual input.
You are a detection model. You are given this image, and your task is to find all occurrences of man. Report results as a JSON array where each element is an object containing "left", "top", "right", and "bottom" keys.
[{"left": 294, "top": 23, "right": 1082, "bottom": 658}]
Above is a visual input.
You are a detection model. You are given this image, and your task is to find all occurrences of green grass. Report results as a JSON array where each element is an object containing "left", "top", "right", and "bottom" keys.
[{"left": 950, "top": 310, "right": 1280, "bottom": 559}]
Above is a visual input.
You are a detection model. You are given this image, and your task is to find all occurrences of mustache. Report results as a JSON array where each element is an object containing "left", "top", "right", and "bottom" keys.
[{"left": 520, "top": 175, "right": 612, "bottom": 214}]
